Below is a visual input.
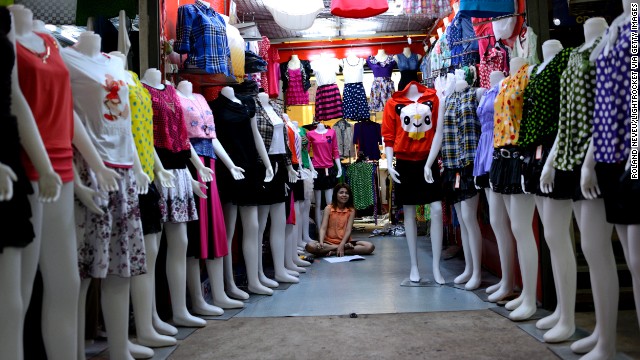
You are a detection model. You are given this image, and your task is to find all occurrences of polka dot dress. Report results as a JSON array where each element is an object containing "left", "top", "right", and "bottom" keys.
[
  {"left": 554, "top": 39, "right": 601, "bottom": 171},
  {"left": 493, "top": 64, "right": 530, "bottom": 147},
  {"left": 128, "top": 71, "right": 155, "bottom": 181},
  {"left": 593, "top": 21, "right": 632, "bottom": 163},
  {"left": 342, "top": 82, "right": 370, "bottom": 121},
  {"left": 519, "top": 47, "right": 573, "bottom": 147}
]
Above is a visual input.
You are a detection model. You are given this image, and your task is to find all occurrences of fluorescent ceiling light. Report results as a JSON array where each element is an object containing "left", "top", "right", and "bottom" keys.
[{"left": 342, "top": 30, "right": 377, "bottom": 36}]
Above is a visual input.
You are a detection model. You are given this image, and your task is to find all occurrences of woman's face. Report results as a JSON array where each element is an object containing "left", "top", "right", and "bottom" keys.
[{"left": 337, "top": 188, "right": 350, "bottom": 204}]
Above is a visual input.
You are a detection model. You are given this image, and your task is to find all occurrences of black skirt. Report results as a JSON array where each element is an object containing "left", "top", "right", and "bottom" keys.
[
  {"left": 291, "top": 164, "right": 305, "bottom": 201},
  {"left": 314, "top": 165, "right": 339, "bottom": 190},
  {"left": 596, "top": 162, "right": 640, "bottom": 225},
  {"left": 216, "top": 156, "right": 262, "bottom": 206},
  {"left": 393, "top": 158, "right": 443, "bottom": 206},
  {"left": 489, "top": 146, "right": 525, "bottom": 195},
  {"left": 256, "top": 154, "right": 288, "bottom": 205},
  {"left": 442, "top": 164, "right": 478, "bottom": 204},
  {"left": 138, "top": 182, "right": 163, "bottom": 235},
  {"left": 475, "top": 174, "right": 490, "bottom": 189}
]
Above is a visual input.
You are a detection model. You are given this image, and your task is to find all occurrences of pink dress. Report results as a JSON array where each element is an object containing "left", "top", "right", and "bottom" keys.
[{"left": 285, "top": 68, "right": 309, "bottom": 105}]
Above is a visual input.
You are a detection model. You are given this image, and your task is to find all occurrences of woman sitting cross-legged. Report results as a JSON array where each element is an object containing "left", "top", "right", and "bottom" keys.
[{"left": 305, "top": 183, "right": 375, "bottom": 257}]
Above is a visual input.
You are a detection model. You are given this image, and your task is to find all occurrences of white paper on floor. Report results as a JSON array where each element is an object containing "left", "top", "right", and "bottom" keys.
[{"left": 323, "top": 255, "right": 366, "bottom": 263}]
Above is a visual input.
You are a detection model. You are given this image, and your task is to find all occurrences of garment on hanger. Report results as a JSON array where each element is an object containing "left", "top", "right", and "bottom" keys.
[
  {"left": 267, "top": 47, "right": 281, "bottom": 97},
  {"left": 334, "top": 119, "right": 355, "bottom": 159},
  {"left": 353, "top": 121, "right": 382, "bottom": 160},
  {"left": 307, "top": 127, "right": 339, "bottom": 168},
  {"left": 367, "top": 55, "right": 396, "bottom": 112},
  {"left": 473, "top": 84, "right": 500, "bottom": 177},
  {"left": 513, "top": 25, "right": 540, "bottom": 65},
  {"left": 442, "top": 87, "right": 480, "bottom": 169},
  {"left": 396, "top": 52, "right": 420, "bottom": 91},
  {"left": 346, "top": 162, "right": 375, "bottom": 210},
  {"left": 448, "top": 13, "right": 479, "bottom": 67},
  {"left": 430, "top": 34, "right": 451, "bottom": 75},
  {"left": 174, "top": 2, "right": 233, "bottom": 76},
  {"left": 342, "top": 57, "right": 370, "bottom": 120},
  {"left": 478, "top": 40, "right": 508, "bottom": 88},
  {"left": 258, "top": 36, "right": 270, "bottom": 91},
  {"left": 1, "top": 6, "right": 35, "bottom": 250}
]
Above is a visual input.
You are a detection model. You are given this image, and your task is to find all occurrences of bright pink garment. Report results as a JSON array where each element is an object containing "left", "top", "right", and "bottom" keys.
[
  {"left": 144, "top": 84, "right": 191, "bottom": 152},
  {"left": 307, "top": 128, "right": 339, "bottom": 168},
  {"left": 267, "top": 47, "right": 281, "bottom": 97},
  {"left": 196, "top": 157, "right": 228, "bottom": 258},
  {"left": 259, "top": 36, "right": 270, "bottom": 92},
  {"left": 179, "top": 93, "right": 216, "bottom": 139}
]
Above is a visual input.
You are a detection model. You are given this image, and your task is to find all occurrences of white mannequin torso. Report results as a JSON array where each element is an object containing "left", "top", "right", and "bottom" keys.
[
  {"left": 257, "top": 92, "right": 282, "bottom": 126},
  {"left": 109, "top": 51, "right": 135, "bottom": 85},
  {"left": 579, "top": 17, "right": 609, "bottom": 52},
  {"left": 74, "top": 31, "right": 105, "bottom": 61},
  {"left": 288, "top": 55, "right": 300, "bottom": 69},
  {"left": 375, "top": 49, "right": 388, "bottom": 62},
  {"left": 489, "top": 71, "right": 506, "bottom": 88},
  {"left": 176, "top": 80, "right": 196, "bottom": 100},
  {"left": 220, "top": 86, "right": 241, "bottom": 104},
  {"left": 141, "top": 68, "right": 164, "bottom": 89},
  {"left": 532, "top": 40, "right": 563, "bottom": 75},
  {"left": 405, "top": 83, "right": 421, "bottom": 102},
  {"left": 314, "top": 122, "right": 327, "bottom": 134},
  {"left": 10, "top": 6, "right": 46, "bottom": 53}
]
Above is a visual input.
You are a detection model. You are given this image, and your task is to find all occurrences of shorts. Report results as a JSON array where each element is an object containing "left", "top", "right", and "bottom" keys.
[
  {"left": 314, "top": 166, "right": 339, "bottom": 190},
  {"left": 554, "top": 168, "right": 593, "bottom": 202},
  {"left": 216, "top": 157, "right": 262, "bottom": 206},
  {"left": 292, "top": 164, "right": 305, "bottom": 201},
  {"left": 442, "top": 165, "right": 478, "bottom": 204},
  {"left": 257, "top": 154, "right": 288, "bottom": 205},
  {"left": 393, "top": 158, "right": 443, "bottom": 206},
  {"left": 138, "top": 182, "right": 163, "bottom": 235},
  {"left": 489, "top": 146, "right": 525, "bottom": 195},
  {"left": 596, "top": 162, "right": 640, "bottom": 225}
]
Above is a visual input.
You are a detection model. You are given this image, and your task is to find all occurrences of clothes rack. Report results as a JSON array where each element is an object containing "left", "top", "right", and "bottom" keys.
[
  {"left": 451, "top": 34, "right": 494, "bottom": 46},
  {"left": 442, "top": 50, "right": 479, "bottom": 61},
  {"left": 474, "top": 12, "right": 526, "bottom": 25}
]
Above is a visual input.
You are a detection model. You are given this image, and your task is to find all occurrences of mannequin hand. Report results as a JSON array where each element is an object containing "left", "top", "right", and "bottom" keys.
[
  {"left": 134, "top": 171, "right": 150, "bottom": 195},
  {"left": 539, "top": 164, "right": 555, "bottom": 194},
  {"left": 0, "top": 163, "right": 17, "bottom": 201},
  {"left": 389, "top": 168, "right": 401, "bottom": 183},
  {"left": 36, "top": 169, "right": 62, "bottom": 203},
  {"left": 474, "top": 176, "right": 480, "bottom": 190},
  {"left": 230, "top": 165, "right": 246, "bottom": 180},
  {"left": 580, "top": 163, "right": 600, "bottom": 200},
  {"left": 198, "top": 166, "right": 214, "bottom": 183},
  {"left": 424, "top": 165, "right": 434, "bottom": 184},
  {"left": 95, "top": 167, "right": 121, "bottom": 193},
  {"left": 336, "top": 167, "right": 342, "bottom": 178},
  {"left": 191, "top": 178, "right": 208, "bottom": 199},
  {"left": 155, "top": 168, "right": 176, "bottom": 189},
  {"left": 311, "top": 169, "right": 318, "bottom": 179},
  {"left": 287, "top": 167, "right": 298, "bottom": 183},
  {"left": 74, "top": 182, "right": 106, "bottom": 215},
  {"left": 264, "top": 166, "right": 274, "bottom": 183}
]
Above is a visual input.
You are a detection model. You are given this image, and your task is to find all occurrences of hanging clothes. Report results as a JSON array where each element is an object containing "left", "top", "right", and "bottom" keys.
[
  {"left": 396, "top": 52, "right": 420, "bottom": 91},
  {"left": 477, "top": 41, "right": 508, "bottom": 88},
  {"left": 346, "top": 162, "right": 375, "bottom": 210},
  {"left": 334, "top": 119, "right": 355, "bottom": 159},
  {"left": 342, "top": 57, "right": 370, "bottom": 121},
  {"left": 458, "top": 0, "right": 515, "bottom": 17},
  {"left": 312, "top": 56, "right": 344, "bottom": 121},
  {"left": 353, "top": 120, "right": 382, "bottom": 160},
  {"left": 366, "top": 55, "right": 396, "bottom": 112},
  {"left": 513, "top": 25, "right": 540, "bottom": 65},
  {"left": 280, "top": 60, "right": 313, "bottom": 105},
  {"left": 402, "top": 0, "right": 452, "bottom": 17}
]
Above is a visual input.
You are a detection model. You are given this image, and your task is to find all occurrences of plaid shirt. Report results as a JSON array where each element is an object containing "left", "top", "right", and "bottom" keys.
[
  {"left": 255, "top": 99, "right": 292, "bottom": 166},
  {"left": 442, "top": 87, "right": 480, "bottom": 168},
  {"left": 175, "top": 2, "right": 233, "bottom": 76}
]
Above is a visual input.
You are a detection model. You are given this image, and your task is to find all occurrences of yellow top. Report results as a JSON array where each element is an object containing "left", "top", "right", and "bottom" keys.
[
  {"left": 128, "top": 71, "right": 155, "bottom": 181},
  {"left": 493, "top": 65, "right": 530, "bottom": 148}
]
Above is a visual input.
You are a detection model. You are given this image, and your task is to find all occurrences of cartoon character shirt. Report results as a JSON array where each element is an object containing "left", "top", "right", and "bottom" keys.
[{"left": 382, "top": 81, "right": 440, "bottom": 161}]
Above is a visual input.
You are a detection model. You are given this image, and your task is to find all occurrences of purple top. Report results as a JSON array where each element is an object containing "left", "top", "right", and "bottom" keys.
[
  {"left": 473, "top": 84, "right": 499, "bottom": 176},
  {"left": 353, "top": 121, "right": 382, "bottom": 160},
  {"left": 366, "top": 55, "right": 396, "bottom": 78},
  {"left": 593, "top": 21, "right": 631, "bottom": 163}
]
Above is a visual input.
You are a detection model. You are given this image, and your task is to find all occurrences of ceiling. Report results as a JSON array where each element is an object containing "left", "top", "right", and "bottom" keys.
[{"left": 233, "top": 0, "right": 439, "bottom": 42}]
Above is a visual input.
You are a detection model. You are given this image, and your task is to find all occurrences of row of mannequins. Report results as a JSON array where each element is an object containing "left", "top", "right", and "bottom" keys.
[
  {"left": 383, "top": 3, "right": 637, "bottom": 359},
  {"left": 1, "top": 4, "right": 348, "bottom": 360},
  {"left": 282, "top": 47, "right": 424, "bottom": 120}
]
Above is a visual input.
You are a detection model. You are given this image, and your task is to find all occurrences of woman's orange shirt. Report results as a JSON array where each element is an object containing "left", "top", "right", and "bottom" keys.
[{"left": 324, "top": 206, "right": 354, "bottom": 245}]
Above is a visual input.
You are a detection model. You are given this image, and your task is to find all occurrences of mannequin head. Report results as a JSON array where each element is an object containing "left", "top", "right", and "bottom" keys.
[
  {"left": 509, "top": 57, "right": 527, "bottom": 76},
  {"left": 541, "top": 40, "right": 563, "bottom": 62},
  {"left": 489, "top": 71, "right": 506, "bottom": 87},
  {"left": 141, "top": 68, "right": 162, "bottom": 88},
  {"left": 176, "top": 80, "right": 193, "bottom": 97},
  {"left": 454, "top": 69, "right": 469, "bottom": 92},
  {"left": 257, "top": 91, "right": 269, "bottom": 105},
  {"left": 75, "top": 31, "right": 102, "bottom": 58},
  {"left": 9, "top": 5, "right": 33, "bottom": 36},
  {"left": 583, "top": 17, "right": 608, "bottom": 45},
  {"left": 290, "top": 54, "right": 299, "bottom": 61},
  {"left": 403, "top": 46, "right": 412, "bottom": 56}
]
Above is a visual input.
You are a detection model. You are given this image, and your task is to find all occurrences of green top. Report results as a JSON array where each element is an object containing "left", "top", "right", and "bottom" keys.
[
  {"left": 299, "top": 127, "right": 311, "bottom": 169},
  {"left": 346, "top": 162, "right": 374, "bottom": 210}
]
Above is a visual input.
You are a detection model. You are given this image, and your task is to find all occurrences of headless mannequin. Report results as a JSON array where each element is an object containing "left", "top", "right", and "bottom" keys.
[
  {"left": 385, "top": 83, "right": 445, "bottom": 284},
  {"left": 256, "top": 92, "right": 299, "bottom": 284},
  {"left": 141, "top": 69, "right": 221, "bottom": 328},
  {"left": 374, "top": 49, "right": 388, "bottom": 62},
  {"left": 450, "top": 71, "right": 484, "bottom": 291},
  {"left": 311, "top": 122, "right": 343, "bottom": 232},
  {"left": 498, "top": 56, "right": 540, "bottom": 321},
  {"left": 482, "top": 71, "right": 517, "bottom": 303},
  {"left": 219, "top": 86, "right": 276, "bottom": 297},
  {"left": 575, "top": 5, "right": 637, "bottom": 358},
  {"left": 298, "top": 127, "right": 317, "bottom": 246},
  {"left": 69, "top": 32, "right": 153, "bottom": 360},
  {"left": 288, "top": 54, "right": 300, "bottom": 69},
  {"left": 175, "top": 80, "right": 245, "bottom": 310},
  {"left": 393, "top": 46, "right": 423, "bottom": 64}
]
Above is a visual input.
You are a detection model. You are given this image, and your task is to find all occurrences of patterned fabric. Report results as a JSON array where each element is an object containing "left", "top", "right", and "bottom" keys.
[
  {"left": 299, "top": 127, "right": 311, "bottom": 168},
  {"left": 255, "top": 99, "right": 293, "bottom": 166},
  {"left": 280, "top": 60, "right": 313, "bottom": 92},
  {"left": 347, "top": 162, "right": 375, "bottom": 210},
  {"left": 519, "top": 47, "right": 572, "bottom": 147},
  {"left": 143, "top": 84, "right": 191, "bottom": 153},
  {"left": 156, "top": 168, "right": 198, "bottom": 223},
  {"left": 258, "top": 36, "right": 270, "bottom": 91},
  {"left": 74, "top": 153, "right": 146, "bottom": 279},
  {"left": 315, "top": 83, "right": 343, "bottom": 120},
  {"left": 493, "top": 64, "right": 530, "bottom": 147},
  {"left": 174, "top": 2, "right": 232, "bottom": 76},
  {"left": 369, "top": 77, "right": 395, "bottom": 112},
  {"left": 478, "top": 47, "right": 507, "bottom": 88},
  {"left": 430, "top": 34, "right": 451, "bottom": 73},
  {"left": 366, "top": 55, "right": 396, "bottom": 78},
  {"left": 473, "top": 84, "right": 500, "bottom": 176},
  {"left": 128, "top": 71, "right": 155, "bottom": 181},
  {"left": 343, "top": 82, "right": 370, "bottom": 121},
  {"left": 554, "top": 41, "right": 600, "bottom": 171},
  {"left": 402, "top": 0, "right": 452, "bottom": 17},
  {"left": 285, "top": 68, "right": 309, "bottom": 105},
  {"left": 593, "top": 21, "right": 632, "bottom": 163},
  {"left": 442, "top": 87, "right": 480, "bottom": 168},
  {"left": 180, "top": 93, "right": 216, "bottom": 140},
  {"left": 334, "top": 119, "right": 355, "bottom": 159}
]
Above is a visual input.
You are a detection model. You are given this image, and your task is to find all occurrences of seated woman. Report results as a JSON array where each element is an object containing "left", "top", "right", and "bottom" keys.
[{"left": 305, "top": 183, "right": 375, "bottom": 257}]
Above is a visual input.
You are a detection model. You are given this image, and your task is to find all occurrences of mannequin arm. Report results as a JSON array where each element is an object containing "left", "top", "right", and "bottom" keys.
[
  {"left": 72, "top": 112, "right": 121, "bottom": 192},
  {"left": 424, "top": 99, "right": 445, "bottom": 183},
  {"left": 153, "top": 149, "right": 175, "bottom": 188},
  {"left": 73, "top": 163, "right": 105, "bottom": 215},
  {"left": 539, "top": 136, "right": 559, "bottom": 194},
  {"left": 580, "top": 139, "right": 601, "bottom": 200},
  {"left": 384, "top": 147, "right": 400, "bottom": 183},
  {"left": 212, "top": 139, "right": 245, "bottom": 180},
  {"left": 11, "top": 48, "right": 61, "bottom": 202},
  {"left": 0, "top": 162, "right": 17, "bottom": 202},
  {"left": 132, "top": 145, "right": 150, "bottom": 195},
  {"left": 190, "top": 173, "right": 207, "bottom": 199},
  {"left": 286, "top": 164, "right": 298, "bottom": 183},
  {"left": 334, "top": 158, "right": 342, "bottom": 178},
  {"left": 189, "top": 147, "right": 213, "bottom": 182},
  {"left": 308, "top": 154, "right": 317, "bottom": 178},
  {"left": 250, "top": 115, "right": 274, "bottom": 182}
]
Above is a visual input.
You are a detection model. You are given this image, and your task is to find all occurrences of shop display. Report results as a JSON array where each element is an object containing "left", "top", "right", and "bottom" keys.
[
  {"left": 366, "top": 51, "right": 396, "bottom": 112},
  {"left": 341, "top": 55, "right": 370, "bottom": 121}
]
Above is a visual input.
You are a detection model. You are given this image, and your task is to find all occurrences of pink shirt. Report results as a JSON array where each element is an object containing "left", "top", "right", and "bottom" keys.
[
  {"left": 179, "top": 93, "right": 216, "bottom": 139},
  {"left": 307, "top": 128, "right": 339, "bottom": 168}
]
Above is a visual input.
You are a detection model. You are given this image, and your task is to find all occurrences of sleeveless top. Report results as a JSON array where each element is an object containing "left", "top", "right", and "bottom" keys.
[
  {"left": 342, "top": 57, "right": 364, "bottom": 84},
  {"left": 128, "top": 71, "right": 155, "bottom": 180},
  {"left": 324, "top": 206, "right": 354, "bottom": 245},
  {"left": 493, "top": 65, "right": 530, "bottom": 147},
  {"left": 396, "top": 52, "right": 419, "bottom": 71},
  {"left": 474, "top": 84, "right": 500, "bottom": 176},
  {"left": 442, "top": 87, "right": 480, "bottom": 169},
  {"left": 210, "top": 94, "right": 257, "bottom": 171}
]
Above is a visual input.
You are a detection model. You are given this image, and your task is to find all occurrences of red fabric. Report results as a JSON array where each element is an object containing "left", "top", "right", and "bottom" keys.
[
  {"left": 287, "top": 126, "right": 299, "bottom": 165},
  {"left": 330, "top": 0, "right": 388, "bottom": 18},
  {"left": 143, "top": 84, "right": 191, "bottom": 153},
  {"left": 478, "top": 47, "right": 507, "bottom": 88},
  {"left": 259, "top": 36, "right": 270, "bottom": 92},
  {"left": 267, "top": 47, "right": 281, "bottom": 97}
]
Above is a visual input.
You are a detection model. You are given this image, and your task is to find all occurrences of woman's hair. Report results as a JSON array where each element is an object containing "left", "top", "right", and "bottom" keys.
[{"left": 330, "top": 183, "right": 354, "bottom": 209}]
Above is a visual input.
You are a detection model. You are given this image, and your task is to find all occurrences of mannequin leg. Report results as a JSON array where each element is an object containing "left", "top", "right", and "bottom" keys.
[
  {"left": 292, "top": 201, "right": 311, "bottom": 266},
  {"left": 205, "top": 257, "right": 244, "bottom": 309},
  {"left": 570, "top": 199, "right": 617, "bottom": 358},
  {"left": 453, "top": 202, "right": 473, "bottom": 285},
  {"left": 533, "top": 198, "right": 561, "bottom": 330},
  {"left": 38, "top": 184, "right": 81, "bottom": 359},
  {"left": 256, "top": 205, "right": 279, "bottom": 288},
  {"left": 486, "top": 189, "right": 516, "bottom": 302},
  {"left": 221, "top": 203, "right": 249, "bottom": 300},
  {"left": 285, "top": 223, "right": 304, "bottom": 273},
  {"left": 164, "top": 222, "right": 206, "bottom": 327},
  {"left": 239, "top": 206, "right": 273, "bottom": 295},
  {"left": 617, "top": 224, "right": 640, "bottom": 328},
  {"left": 22, "top": 187, "right": 43, "bottom": 316},
  {"left": 0, "top": 247, "right": 24, "bottom": 360},
  {"left": 461, "top": 195, "right": 483, "bottom": 290},
  {"left": 314, "top": 190, "right": 323, "bottom": 234},
  {"left": 503, "top": 194, "right": 538, "bottom": 320},
  {"left": 403, "top": 205, "right": 420, "bottom": 282},
  {"left": 535, "top": 196, "right": 576, "bottom": 342},
  {"left": 186, "top": 258, "right": 223, "bottom": 315},
  {"left": 77, "top": 278, "right": 91, "bottom": 359},
  {"left": 151, "top": 296, "right": 177, "bottom": 336},
  {"left": 101, "top": 276, "right": 136, "bottom": 360},
  {"left": 269, "top": 203, "right": 299, "bottom": 283},
  {"left": 131, "top": 232, "right": 176, "bottom": 347},
  {"left": 430, "top": 201, "right": 445, "bottom": 284},
  {"left": 301, "top": 197, "right": 313, "bottom": 243}
]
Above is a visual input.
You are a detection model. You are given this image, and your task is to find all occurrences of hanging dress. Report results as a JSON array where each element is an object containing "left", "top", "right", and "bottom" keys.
[
  {"left": 366, "top": 55, "right": 396, "bottom": 112},
  {"left": 342, "top": 57, "right": 370, "bottom": 121}
]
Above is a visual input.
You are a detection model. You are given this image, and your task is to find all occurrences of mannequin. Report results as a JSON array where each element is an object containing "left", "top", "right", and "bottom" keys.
[
  {"left": 574, "top": 4, "right": 636, "bottom": 358},
  {"left": 383, "top": 81, "right": 445, "bottom": 284},
  {"left": 395, "top": 47, "right": 423, "bottom": 92},
  {"left": 445, "top": 70, "right": 484, "bottom": 290},
  {"left": 479, "top": 70, "right": 517, "bottom": 302},
  {"left": 215, "top": 86, "right": 276, "bottom": 298},
  {"left": 309, "top": 122, "right": 343, "bottom": 231},
  {"left": 176, "top": 80, "right": 245, "bottom": 310},
  {"left": 375, "top": 49, "right": 388, "bottom": 62},
  {"left": 492, "top": 56, "right": 539, "bottom": 321},
  {"left": 297, "top": 124, "right": 317, "bottom": 245},
  {"left": 288, "top": 54, "right": 300, "bottom": 69},
  {"left": 255, "top": 91, "right": 299, "bottom": 284}
]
